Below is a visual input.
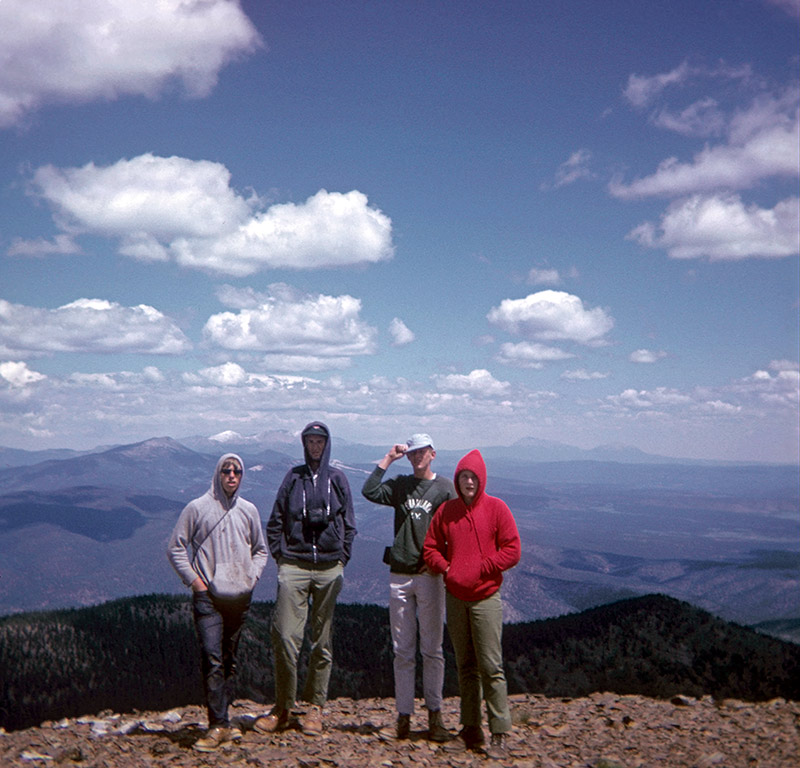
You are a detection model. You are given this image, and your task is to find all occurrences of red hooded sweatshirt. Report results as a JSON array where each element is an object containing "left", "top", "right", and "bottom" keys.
[{"left": 423, "top": 449, "right": 521, "bottom": 602}]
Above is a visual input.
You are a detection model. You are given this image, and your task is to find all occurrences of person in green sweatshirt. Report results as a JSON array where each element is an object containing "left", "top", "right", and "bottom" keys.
[{"left": 362, "top": 433, "right": 456, "bottom": 742}]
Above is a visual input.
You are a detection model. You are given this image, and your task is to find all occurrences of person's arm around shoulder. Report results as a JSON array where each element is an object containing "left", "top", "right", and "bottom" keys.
[{"left": 361, "top": 444, "right": 406, "bottom": 503}]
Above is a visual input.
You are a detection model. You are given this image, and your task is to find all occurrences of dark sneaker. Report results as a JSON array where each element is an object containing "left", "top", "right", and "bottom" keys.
[
  {"left": 301, "top": 704, "right": 323, "bottom": 736},
  {"left": 427, "top": 709, "right": 451, "bottom": 743},
  {"left": 396, "top": 713, "right": 411, "bottom": 739},
  {"left": 485, "top": 732, "right": 509, "bottom": 759},
  {"left": 194, "top": 726, "right": 235, "bottom": 752},
  {"left": 254, "top": 709, "right": 288, "bottom": 734}
]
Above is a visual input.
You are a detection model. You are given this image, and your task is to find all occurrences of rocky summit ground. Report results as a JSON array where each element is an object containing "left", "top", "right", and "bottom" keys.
[{"left": 2, "top": 693, "right": 798, "bottom": 768}]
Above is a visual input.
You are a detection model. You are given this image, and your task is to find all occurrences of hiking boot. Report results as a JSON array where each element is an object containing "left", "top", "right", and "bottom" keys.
[
  {"left": 194, "top": 726, "right": 235, "bottom": 752},
  {"left": 442, "top": 724, "right": 484, "bottom": 752},
  {"left": 485, "top": 732, "right": 509, "bottom": 759},
  {"left": 301, "top": 704, "right": 323, "bottom": 736},
  {"left": 396, "top": 713, "right": 411, "bottom": 739},
  {"left": 427, "top": 709, "right": 450, "bottom": 743},
  {"left": 254, "top": 709, "right": 288, "bottom": 734}
]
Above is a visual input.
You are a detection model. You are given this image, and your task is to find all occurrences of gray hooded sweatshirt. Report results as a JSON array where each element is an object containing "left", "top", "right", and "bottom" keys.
[{"left": 167, "top": 453, "right": 268, "bottom": 599}]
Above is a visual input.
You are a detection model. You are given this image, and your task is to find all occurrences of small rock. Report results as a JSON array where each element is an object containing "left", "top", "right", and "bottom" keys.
[
  {"left": 693, "top": 752, "right": 725, "bottom": 767},
  {"left": 19, "top": 751, "right": 54, "bottom": 762},
  {"left": 54, "top": 745, "right": 83, "bottom": 763}
]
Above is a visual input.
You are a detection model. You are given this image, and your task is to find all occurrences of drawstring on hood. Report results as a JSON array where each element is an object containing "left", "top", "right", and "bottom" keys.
[
  {"left": 301, "top": 422, "right": 333, "bottom": 561},
  {"left": 266, "top": 420, "right": 357, "bottom": 567},
  {"left": 301, "top": 421, "right": 332, "bottom": 513},
  {"left": 167, "top": 451, "right": 267, "bottom": 599}
]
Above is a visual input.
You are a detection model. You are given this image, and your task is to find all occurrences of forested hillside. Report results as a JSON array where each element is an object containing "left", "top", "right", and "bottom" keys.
[{"left": 1, "top": 594, "right": 797, "bottom": 732}]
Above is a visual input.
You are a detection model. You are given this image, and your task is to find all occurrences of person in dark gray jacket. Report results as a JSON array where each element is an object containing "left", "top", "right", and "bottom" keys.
[
  {"left": 256, "top": 422, "right": 356, "bottom": 737},
  {"left": 168, "top": 453, "right": 267, "bottom": 752}
]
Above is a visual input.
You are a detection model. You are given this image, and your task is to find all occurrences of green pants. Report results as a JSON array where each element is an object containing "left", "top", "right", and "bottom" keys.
[
  {"left": 446, "top": 590, "right": 511, "bottom": 734},
  {"left": 271, "top": 560, "right": 344, "bottom": 710}
]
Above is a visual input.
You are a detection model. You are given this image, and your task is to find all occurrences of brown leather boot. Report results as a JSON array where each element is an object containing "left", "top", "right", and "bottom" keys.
[
  {"left": 427, "top": 709, "right": 451, "bottom": 742},
  {"left": 485, "top": 732, "right": 509, "bottom": 759},
  {"left": 301, "top": 704, "right": 324, "bottom": 736},
  {"left": 254, "top": 708, "right": 289, "bottom": 733}
]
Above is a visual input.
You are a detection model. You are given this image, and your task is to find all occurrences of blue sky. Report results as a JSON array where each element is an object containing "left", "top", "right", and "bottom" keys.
[{"left": 0, "top": 0, "right": 798, "bottom": 463}]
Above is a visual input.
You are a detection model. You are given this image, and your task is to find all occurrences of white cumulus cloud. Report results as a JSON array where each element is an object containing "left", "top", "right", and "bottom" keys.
[
  {"left": 389, "top": 318, "right": 415, "bottom": 347},
  {"left": 527, "top": 268, "right": 563, "bottom": 286},
  {"left": 611, "top": 92, "right": 799, "bottom": 199},
  {"left": 175, "top": 189, "right": 394, "bottom": 275},
  {"left": 29, "top": 154, "right": 251, "bottom": 241},
  {"left": 487, "top": 290, "right": 614, "bottom": 346},
  {"left": 562, "top": 369, "right": 609, "bottom": 381},
  {"left": 736, "top": 366, "right": 800, "bottom": 409},
  {"left": 432, "top": 369, "right": 511, "bottom": 396},
  {"left": 630, "top": 349, "right": 668, "bottom": 363},
  {"left": 196, "top": 362, "right": 248, "bottom": 387},
  {"left": 0, "top": 0, "right": 261, "bottom": 128},
  {"left": 606, "top": 387, "right": 693, "bottom": 410},
  {"left": 0, "top": 298, "right": 191, "bottom": 357},
  {"left": 496, "top": 342, "right": 575, "bottom": 369},
  {"left": 16, "top": 154, "right": 394, "bottom": 276},
  {"left": 202, "top": 286, "right": 377, "bottom": 366},
  {"left": 0, "top": 361, "right": 47, "bottom": 387},
  {"left": 628, "top": 194, "right": 800, "bottom": 260}
]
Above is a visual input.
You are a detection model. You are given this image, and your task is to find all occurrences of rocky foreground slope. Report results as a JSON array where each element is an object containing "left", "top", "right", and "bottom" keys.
[{"left": 2, "top": 693, "right": 797, "bottom": 767}]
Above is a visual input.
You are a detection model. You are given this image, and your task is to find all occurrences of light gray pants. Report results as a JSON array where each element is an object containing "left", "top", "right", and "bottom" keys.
[{"left": 389, "top": 570, "right": 445, "bottom": 714}]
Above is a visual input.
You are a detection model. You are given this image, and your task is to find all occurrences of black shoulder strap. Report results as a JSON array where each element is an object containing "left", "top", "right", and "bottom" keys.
[{"left": 191, "top": 504, "right": 233, "bottom": 568}]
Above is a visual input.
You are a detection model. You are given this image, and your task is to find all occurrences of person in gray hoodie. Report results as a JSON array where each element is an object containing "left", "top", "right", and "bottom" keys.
[{"left": 168, "top": 453, "right": 267, "bottom": 752}]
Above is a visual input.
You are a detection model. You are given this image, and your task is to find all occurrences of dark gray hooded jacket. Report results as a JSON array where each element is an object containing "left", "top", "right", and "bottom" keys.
[{"left": 267, "top": 422, "right": 357, "bottom": 565}]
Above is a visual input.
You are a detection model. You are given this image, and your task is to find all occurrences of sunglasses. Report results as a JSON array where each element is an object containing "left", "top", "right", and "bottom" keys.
[{"left": 220, "top": 467, "right": 242, "bottom": 476}]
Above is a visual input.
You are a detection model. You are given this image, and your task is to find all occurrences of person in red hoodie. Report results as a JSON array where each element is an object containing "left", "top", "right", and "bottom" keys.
[{"left": 423, "top": 449, "right": 521, "bottom": 759}]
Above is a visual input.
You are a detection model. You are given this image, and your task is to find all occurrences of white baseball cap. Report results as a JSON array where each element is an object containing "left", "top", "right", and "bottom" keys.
[{"left": 406, "top": 433, "right": 435, "bottom": 452}]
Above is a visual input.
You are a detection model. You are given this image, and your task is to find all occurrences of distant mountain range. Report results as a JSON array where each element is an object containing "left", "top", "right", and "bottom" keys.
[
  {"left": 5, "top": 429, "right": 795, "bottom": 470},
  {"left": 0, "top": 435, "right": 797, "bottom": 643},
  {"left": 1, "top": 593, "right": 798, "bottom": 732}
]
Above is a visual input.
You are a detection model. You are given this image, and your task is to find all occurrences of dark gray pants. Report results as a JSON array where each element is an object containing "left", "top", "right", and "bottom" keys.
[{"left": 193, "top": 590, "right": 251, "bottom": 726}]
